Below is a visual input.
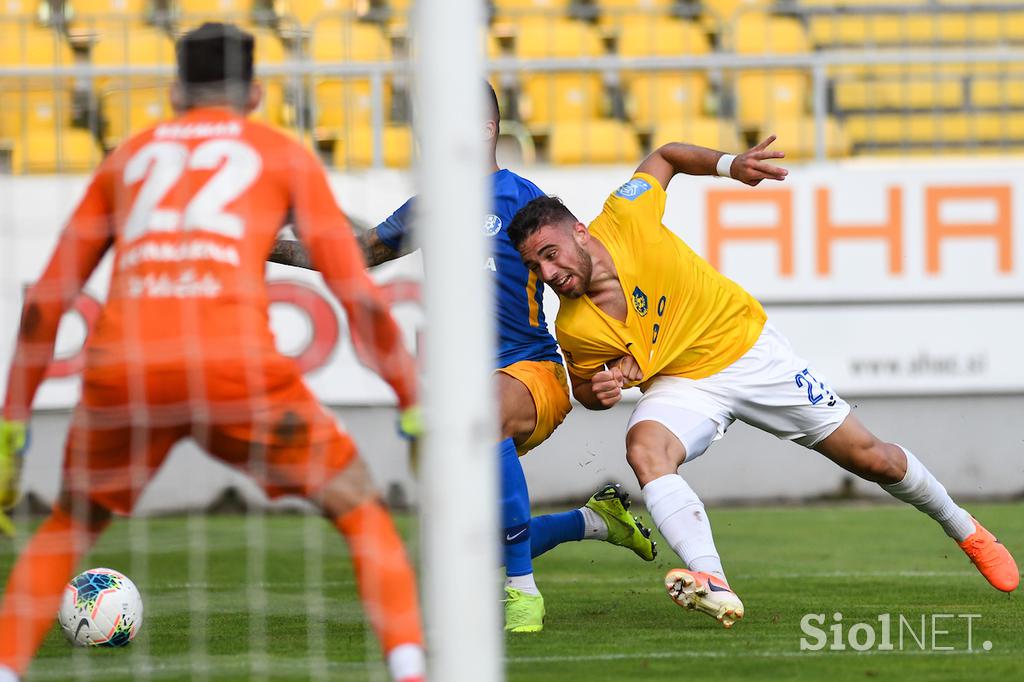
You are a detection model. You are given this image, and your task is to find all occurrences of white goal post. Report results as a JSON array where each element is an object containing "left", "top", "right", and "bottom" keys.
[{"left": 413, "top": 1, "right": 503, "bottom": 681}]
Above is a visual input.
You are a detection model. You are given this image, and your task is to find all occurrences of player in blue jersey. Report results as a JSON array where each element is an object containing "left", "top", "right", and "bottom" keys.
[{"left": 268, "top": 82, "right": 657, "bottom": 633}]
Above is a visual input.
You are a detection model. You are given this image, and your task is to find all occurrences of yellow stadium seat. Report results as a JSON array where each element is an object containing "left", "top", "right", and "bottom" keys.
[
  {"left": 102, "top": 87, "right": 171, "bottom": 144},
  {"left": 67, "top": 0, "right": 150, "bottom": 27},
  {"left": 0, "top": 89, "right": 78, "bottom": 143},
  {"left": 493, "top": 0, "right": 571, "bottom": 20},
  {"left": 333, "top": 123, "right": 412, "bottom": 168},
  {"left": 808, "top": 12, "right": 1023, "bottom": 48},
  {"left": 763, "top": 116, "right": 851, "bottom": 159},
  {"left": 594, "top": 0, "right": 675, "bottom": 28},
  {"left": 833, "top": 71, "right": 965, "bottom": 110},
  {"left": 90, "top": 25, "right": 175, "bottom": 66},
  {"left": 513, "top": 18, "right": 605, "bottom": 126},
  {"left": 2, "top": 0, "right": 40, "bottom": 17},
  {"left": 701, "top": 0, "right": 769, "bottom": 34},
  {"left": 176, "top": 0, "right": 252, "bottom": 18},
  {"left": 276, "top": 0, "right": 363, "bottom": 27},
  {"left": 650, "top": 116, "right": 743, "bottom": 151},
  {"left": 617, "top": 18, "right": 710, "bottom": 126},
  {"left": 8, "top": 127, "right": 102, "bottom": 174},
  {"left": 971, "top": 74, "right": 1024, "bottom": 108},
  {"left": 0, "top": 24, "right": 74, "bottom": 66},
  {"left": 731, "top": 12, "right": 809, "bottom": 53},
  {"left": 845, "top": 113, "right": 1024, "bottom": 146},
  {"left": 547, "top": 118, "right": 641, "bottom": 165},
  {"left": 311, "top": 20, "right": 392, "bottom": 133},
  {"left": 734, "top": 71, "right": 808, "bottom": 129}
]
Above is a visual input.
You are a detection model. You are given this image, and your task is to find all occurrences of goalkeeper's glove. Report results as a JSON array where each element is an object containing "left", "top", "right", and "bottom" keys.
[
  {"left": 0, "top": 419, "right": 28, "bottom": 539},
  {"left": 397, "top": 405, "right": 423, "bottom": 440}
]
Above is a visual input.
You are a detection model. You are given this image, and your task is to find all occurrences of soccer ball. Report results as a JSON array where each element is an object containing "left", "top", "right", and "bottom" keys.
[{"left": 57, "top": 568, "right": 144, "bottom": 647}]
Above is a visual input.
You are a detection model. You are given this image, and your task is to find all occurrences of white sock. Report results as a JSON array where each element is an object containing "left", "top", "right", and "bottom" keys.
[
  {"left": 882, "top": 446, "right": 975, "bottom": 542},
  {"left": 505, "top": 572, "right": 540, "bottom": 596},
  {"left": 0, "top": 666, "right": 19, "bottom": 682},
  {"left": 642, "top": 474, "right": 727, "bottom": 583},
  {"left": 387, "top": 643, "right": 425, "bottom": 682},
  {"left": 579, "top": 506, "right": 608, "bottom": 540}
]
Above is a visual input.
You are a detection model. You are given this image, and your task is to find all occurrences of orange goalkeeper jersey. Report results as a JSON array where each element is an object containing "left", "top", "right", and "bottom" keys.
[{"left": 4, "top": 107, "right": 416, "bottom": 419}]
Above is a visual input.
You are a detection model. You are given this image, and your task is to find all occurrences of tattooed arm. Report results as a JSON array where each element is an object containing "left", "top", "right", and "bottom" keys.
[{"left": 269, "top": 197, "right": 417, "bottom": 270}]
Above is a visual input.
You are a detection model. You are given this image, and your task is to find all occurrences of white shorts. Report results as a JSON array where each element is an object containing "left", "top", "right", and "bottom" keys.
[{"left": 626, "top": 323, "right": 851, "bottom": 461}]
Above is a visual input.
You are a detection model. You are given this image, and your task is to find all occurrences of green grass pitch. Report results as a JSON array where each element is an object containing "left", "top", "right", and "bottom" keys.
[{"left": 2, "top": 502, "right": 1021, "bottom": 681}]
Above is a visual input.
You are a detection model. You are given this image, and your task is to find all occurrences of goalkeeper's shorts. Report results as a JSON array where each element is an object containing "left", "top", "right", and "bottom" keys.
[
  {"left": 496, "top": 360, "right": 572, "bottom": 455},
  {"left": 62, "top": 361, "right": 356, "bottom": 514}
]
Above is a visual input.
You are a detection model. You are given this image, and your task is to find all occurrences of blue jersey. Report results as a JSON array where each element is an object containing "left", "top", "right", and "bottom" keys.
[{"left": 376, "top": 169, "right": 561, "bottom": 368}]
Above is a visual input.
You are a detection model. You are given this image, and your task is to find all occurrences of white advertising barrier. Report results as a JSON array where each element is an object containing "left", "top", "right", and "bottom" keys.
[{"left": 2, "top": 159, "right": 1024, "bottom": 409}]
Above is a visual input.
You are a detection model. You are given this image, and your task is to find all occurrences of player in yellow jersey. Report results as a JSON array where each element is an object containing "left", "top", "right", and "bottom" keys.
[{"left": 507, "top": 137, "right": 1020, "bottom": 628}]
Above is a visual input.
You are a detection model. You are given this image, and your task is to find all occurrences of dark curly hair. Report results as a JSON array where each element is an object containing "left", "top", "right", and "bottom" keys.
[{"left": 507, "top": 195, "right": 579, "bottom": 250}]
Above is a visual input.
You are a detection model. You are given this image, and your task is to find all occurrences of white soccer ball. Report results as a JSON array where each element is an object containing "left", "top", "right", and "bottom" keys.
[{"left": 58, "top": 568, "right": 144, "bottom": 647}]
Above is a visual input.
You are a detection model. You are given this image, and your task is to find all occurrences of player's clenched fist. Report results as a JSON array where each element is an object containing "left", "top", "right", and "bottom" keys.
[{"left": 590, "top": 366, "right": 626, "bottom": 408}]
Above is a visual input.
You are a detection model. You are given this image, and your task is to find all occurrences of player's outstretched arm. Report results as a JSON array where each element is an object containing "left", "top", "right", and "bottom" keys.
[
  {"left": 4, "top": 172, "right": 113, "bottom": 422},
  {"left": 636, "top": 135, "right": 788, "bottom": 190},
  {"left": 272, "top": 204, "right": 419, "bottom": 268}
]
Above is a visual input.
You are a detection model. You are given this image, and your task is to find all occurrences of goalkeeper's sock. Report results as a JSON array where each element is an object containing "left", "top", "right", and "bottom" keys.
[
  {"left": 0, "top": 507, "right": 107, "bottom": 674},
  {"left": 882, "top": 446, "right": 975, "bottom": 542},
  {"left": 500, "top": 438, "right": 536, "bottom": 591},
  {"left": 529, "top": 510, "right": 585, "bottom": 559},
  {"left": 642, "top": 474, "right": 727, "bottom": 583},
  {"left": 334, "top": 500, "right": 425, "bottom": 666}
]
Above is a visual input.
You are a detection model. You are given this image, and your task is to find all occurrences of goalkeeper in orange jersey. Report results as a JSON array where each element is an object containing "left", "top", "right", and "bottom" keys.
[{"left": 0, "top": 23, "right": 425, "bottom": 682}]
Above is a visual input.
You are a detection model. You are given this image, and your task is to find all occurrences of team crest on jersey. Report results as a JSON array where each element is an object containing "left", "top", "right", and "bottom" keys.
[
  {"left": 632, "top": 286, "right": 649, "bottom": 316},
  {"left": 483, "top": 214, "right": 502, "bottom": 236},
  {"left": 614, "top": 178, "right": 652, "bottom": 201}
]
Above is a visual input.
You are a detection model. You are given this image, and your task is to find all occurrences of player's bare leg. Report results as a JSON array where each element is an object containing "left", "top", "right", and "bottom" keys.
[
  {"left": 626, "top": 420, "right": 744, "bottom": 627},
  {"left": 0, "top": 492, "right": 111, "bottom": 680},
  {"left": 311, "top": 458, "right": 426, "bottom": 681},
  {"left": 815, "top": 413, "right": 1019, "bottom": 592}
]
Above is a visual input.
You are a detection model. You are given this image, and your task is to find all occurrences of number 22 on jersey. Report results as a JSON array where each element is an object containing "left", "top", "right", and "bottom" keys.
[{"left": 122, "top": 139, "right": 261, "bottom": 242}]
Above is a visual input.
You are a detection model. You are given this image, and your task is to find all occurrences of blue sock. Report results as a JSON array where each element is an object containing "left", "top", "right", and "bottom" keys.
[
  {"left": 499, "top": 437, "right": 532, "bottom": 577},
  {"left": 530, "top": 510, "right": 585, "bottom": 559}
]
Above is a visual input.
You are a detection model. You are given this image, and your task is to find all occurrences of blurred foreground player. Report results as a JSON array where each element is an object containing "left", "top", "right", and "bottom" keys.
[
  {"left": 509, "top": 136, "right": 1020, "bottom": 628},
  {"left": 0, "top": 23, "right": 426, "bottom": 682},
  {"left": 269, "top": 82, "right": 657, "bottom": 633}
]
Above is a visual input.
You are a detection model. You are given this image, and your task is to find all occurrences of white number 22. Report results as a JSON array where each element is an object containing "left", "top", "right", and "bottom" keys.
[{"left": 122, "top": 139, "right": 261, "bottom": 242}]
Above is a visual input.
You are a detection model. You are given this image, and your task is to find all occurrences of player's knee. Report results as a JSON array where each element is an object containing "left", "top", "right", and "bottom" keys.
[
  {"left": 625, "top": 441, "right": 681, "bottom": 484},
  {"left": 858, "top": 441, "right": 907, "bottom": 484},
  {"left": 315, "top": 457, "right": 378, "bottom": 519}
]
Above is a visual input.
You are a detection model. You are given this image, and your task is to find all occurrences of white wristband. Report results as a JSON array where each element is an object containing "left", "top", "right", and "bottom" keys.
[{"left": 716, "top": 153, "right": 736, "bottom": 179}]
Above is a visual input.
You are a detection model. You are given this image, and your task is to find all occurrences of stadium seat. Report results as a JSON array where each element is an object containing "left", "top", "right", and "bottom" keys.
[
  {"left": 593, "top": 0, "right": 676, "bottom": 28},
  {"left": 333, "top": 123, "right": 412, "bottom": 168},
  {"left": 492, "top": 0, "right": 571, "bottom": 21},
  {"left": 970, "top": 73, "right": 1024, "bottom": 108},
  {"left": 734, "top": 71, "right": 808, "bottom": 130},
  {"left": 175, "top": 0, "right": 253, "bottom": 19},
  {"left": 0, "top": 89, "right": 78, "bottom": 141},
  {"left": 731, "top": 12, "right": 810, "bottom": 54},
  {"left": 513, "top": 18, "right": 605, "bottom": 126},
  {"left": 90, "top": 27, "right": 175, "bottom": 144},
  {"left": 0, "top": 24, "right": 74, "bottom": 67},
  {"left": 310, "top": 19, "right": 392, "bottom": 135},
  {"left": 66, "top": 0, "right": 150, "bottom": 27},
  {"left": 649, "top": 116, "right": 743, "bottom": 151},
  {"left": 617, "top": 17, "right": 711, "bottom": 127},
  {"left": 547, "top": 118, "right": 641, "bottom": 164},
  {"left": 276, "top": 0, "right": 362, "bottom": 27},
  {"left": 833, "top": 70, "right": 965, "bottom": 111},
  {"left": 807, "top": 12, "right": 1024, "bottom": 48},
  {"left": 761, "top": 116, "right": 851, "bottom": 159},
  {"left": 700, "top": 0, "right": 769, "bottom": 34},
  {"left": 844, "top": 112, "right": 1024, "bottom": 146},
  {"left": 8, "top": 126, "right": 102, "bottom": 174}
]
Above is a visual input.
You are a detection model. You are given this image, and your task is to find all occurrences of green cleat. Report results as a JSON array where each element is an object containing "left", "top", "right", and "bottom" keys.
[
  {"left": 586, "top": 483, "right": 657, "bottom": 562},
  {"left": 503, "top": 587, "right": 545, "bottom": 633}
]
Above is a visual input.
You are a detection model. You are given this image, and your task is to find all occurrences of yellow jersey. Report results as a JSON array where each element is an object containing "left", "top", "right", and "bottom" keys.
[{"left": 555, "top": 173, "right": 767, "bottom": 388}]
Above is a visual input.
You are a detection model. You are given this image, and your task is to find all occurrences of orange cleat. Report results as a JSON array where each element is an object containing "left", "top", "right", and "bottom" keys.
[
  {"left": 664, "top": 569, "right": 744, "bottom": 629},
  {"left": 958, "top": 517, "right": 1020, "bottom": 592}
]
